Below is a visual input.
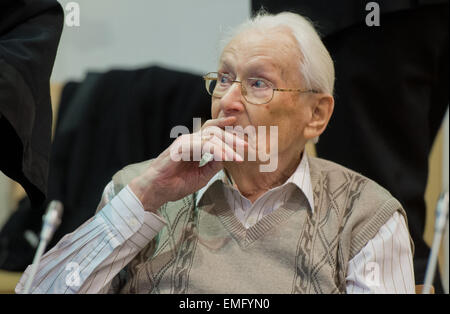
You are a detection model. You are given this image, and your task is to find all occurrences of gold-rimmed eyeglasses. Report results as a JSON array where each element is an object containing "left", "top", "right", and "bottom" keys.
[{"left": 203, "top": 72, "right": 319, "bottom": 105}]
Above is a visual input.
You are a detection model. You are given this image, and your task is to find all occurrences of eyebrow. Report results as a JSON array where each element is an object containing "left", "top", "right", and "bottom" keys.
[
  {"left": 218, "top": 59, "right": 281, "bottom": 82},
  {"left": 218, "top": 59, "right": 234, "bottom": 73},
  {"left": 246, "top": 63, "right": 278, "bottom": 78}
]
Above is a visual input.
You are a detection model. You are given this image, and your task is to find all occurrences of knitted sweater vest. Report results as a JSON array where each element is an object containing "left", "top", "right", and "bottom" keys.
[{"left": 109, "top": 156, "right": 412, "bottom": 294}]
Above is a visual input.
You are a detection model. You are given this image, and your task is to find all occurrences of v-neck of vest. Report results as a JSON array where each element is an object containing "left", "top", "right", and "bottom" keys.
[{"left": 199, "top": 181, "right": 311, "bottom": 249}]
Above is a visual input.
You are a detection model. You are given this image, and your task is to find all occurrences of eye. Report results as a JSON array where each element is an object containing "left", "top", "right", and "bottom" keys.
[
  {"left": 218, "top": 73, "right": 232, "bottom": 85},
  {"left": 249, "top": 78, "right": 269, "bottom": 89}
]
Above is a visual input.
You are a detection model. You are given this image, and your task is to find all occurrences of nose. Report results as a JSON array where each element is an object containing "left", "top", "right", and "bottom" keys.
[{"left": 218, "top": 81, "right": 246, "bottom": 115}]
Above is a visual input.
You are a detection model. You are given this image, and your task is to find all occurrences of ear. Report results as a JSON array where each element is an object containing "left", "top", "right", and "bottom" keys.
[{"left": 303, "top": 93, "right": 334, "bottom": 140}]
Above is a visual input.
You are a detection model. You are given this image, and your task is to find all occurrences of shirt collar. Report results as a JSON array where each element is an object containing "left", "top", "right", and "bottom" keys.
[{"left": 195, "top": 152, "right": 315, "bottom": 213}]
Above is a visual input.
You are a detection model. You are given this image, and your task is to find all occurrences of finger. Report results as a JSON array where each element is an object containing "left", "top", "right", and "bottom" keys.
[
  {"left": 201, "top": 128, "right": 246, "bottom": 162},
  {"left": 191, "top": 133, "right": 230, "bottom": 163},
  {"left": 202, "top": 139, "right": 226, "bottom": 162},
  {"left": 222, "top": 129, "right": 248, "bottom": 152},
  {"left": 217, "top": 130, "right": 247, "bottom": 159},
  {"left": 201, "top": 116, "right": 236, "bottom": 129},
  {"left": 202, "top": 126, "right": 248, "bottom": 151},
  {"left": 180, "top": 132, "right": 244, "bottom": 163},
  {"left": 212, "top": 125, "right": 257, "bottom": 152},
  {"left": 207, "top": 135, "right": 244, "bottom": 162}
]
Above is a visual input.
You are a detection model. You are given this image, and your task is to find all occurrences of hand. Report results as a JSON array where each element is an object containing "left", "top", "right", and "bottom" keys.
[{"left": 129, "top": 116, "right": 247, "bottom": 212}]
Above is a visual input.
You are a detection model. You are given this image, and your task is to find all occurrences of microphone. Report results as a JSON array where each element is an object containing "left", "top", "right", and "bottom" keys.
[
  {"left": 23, "top": 200, "right": 63, "bottom": 294},
  {"left": 422, "top": 191, "right": 449, "bottom": 294}
]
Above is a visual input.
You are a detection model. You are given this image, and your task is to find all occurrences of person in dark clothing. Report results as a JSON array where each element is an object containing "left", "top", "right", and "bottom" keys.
[
  {"left": 0, "top": 0, "right": 64, "bottom": 208},
  {"left": 0, "top": 66, "right": 211, "bottom": 272},
  {"left": 253, "top": 0, "right": 449, "bottom": 293}
]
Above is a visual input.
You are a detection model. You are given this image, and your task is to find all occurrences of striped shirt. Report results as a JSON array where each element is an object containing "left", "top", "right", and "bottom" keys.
[{"left": 16, "top": 154, "right": 415, "bottom": 294}]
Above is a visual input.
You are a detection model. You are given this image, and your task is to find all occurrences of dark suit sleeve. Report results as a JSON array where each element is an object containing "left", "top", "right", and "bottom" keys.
[{"left": 0, "top": 0, "right": 64, "bottom": 207}]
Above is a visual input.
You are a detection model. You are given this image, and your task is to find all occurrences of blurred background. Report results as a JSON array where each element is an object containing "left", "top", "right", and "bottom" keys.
[
  {"left": 50, "top": 0, "right": 250, "bottom": 83},
  {"left": 0, "top": 0, "right": 448, "bottom": 293}
]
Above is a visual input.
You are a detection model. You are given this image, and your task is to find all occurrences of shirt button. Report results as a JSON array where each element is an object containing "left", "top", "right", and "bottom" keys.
[
  {"left": 247, "top": 216, "right": 257, "bottom": 228},
  {"left": 128, "top": 218, "right": 139, "bottom": 228}
]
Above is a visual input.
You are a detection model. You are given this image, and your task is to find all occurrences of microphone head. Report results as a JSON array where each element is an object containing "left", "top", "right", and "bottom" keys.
[
  {"left": 47, "top": 200, "right": 63, "bottom": 216},
  {"left": 43, "top": 200, "right": 64, "bottom": 229}
]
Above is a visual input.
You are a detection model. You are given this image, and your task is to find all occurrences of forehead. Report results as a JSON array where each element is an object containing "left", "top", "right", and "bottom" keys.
[{"left": 219, "top": 27, "right": 301, "bottom": 79}]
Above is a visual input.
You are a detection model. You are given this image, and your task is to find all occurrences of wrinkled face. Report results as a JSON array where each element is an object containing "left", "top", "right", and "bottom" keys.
[{"left": 211, "top": 27, "right": 317, "bottom": 159}]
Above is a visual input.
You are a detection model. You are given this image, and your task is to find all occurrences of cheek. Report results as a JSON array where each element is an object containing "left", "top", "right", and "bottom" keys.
[
  {"left": 265, "top": 99, "right": 296, "bottom": 127},
  {"left": 269, "top": 104, "right": 309, "bottom": 147},
  {"left": 286, "top": 109, "right": 309, "bottom": 135}
]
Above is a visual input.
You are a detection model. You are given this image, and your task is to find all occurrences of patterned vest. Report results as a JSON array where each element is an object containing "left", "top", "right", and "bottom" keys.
[{"left": 109, "top": 156, "right": 411, "bottom": 294}]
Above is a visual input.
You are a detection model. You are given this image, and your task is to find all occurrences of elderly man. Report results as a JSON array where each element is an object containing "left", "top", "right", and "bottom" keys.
[{"left": 16, "top": 11, "right": 415, "bottom": 294}]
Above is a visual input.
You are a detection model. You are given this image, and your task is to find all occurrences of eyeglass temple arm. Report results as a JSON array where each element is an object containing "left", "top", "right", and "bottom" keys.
[{"left": 273, "top": 88, "right": 320, "bottom": 93}]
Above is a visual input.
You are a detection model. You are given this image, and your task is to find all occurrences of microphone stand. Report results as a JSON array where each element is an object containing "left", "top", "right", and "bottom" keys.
[
  {"left": 23, "top": 200, "right": 63, "bottom": 294},
  {"left": 423, "top": 191, "right": 449, "bottom": 294}
]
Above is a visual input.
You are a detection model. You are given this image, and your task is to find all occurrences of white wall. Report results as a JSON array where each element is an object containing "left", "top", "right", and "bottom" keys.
[{"left": 52, "top": 0, "right": 251, "bottom": 83}]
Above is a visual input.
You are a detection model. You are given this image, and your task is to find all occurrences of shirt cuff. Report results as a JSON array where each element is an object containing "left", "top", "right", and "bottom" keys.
[{"left": 98, "top": 185, "right": 167, "bottom": 247}]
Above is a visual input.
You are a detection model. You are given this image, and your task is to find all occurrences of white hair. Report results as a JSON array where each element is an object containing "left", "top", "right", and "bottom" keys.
[{"left": 220, "top": 10, "right": 335, "bottom": 96}]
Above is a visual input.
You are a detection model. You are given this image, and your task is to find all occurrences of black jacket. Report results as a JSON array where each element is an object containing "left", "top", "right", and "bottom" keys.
[
  {"left": 253, "top": 0, "right": 448, "bottom": 36},
  {"left": 0, "top": 0, "right": 64, "bottom": 207},
  {"left": 0, "top": 66, "right": 211, "bottom": 271}
]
